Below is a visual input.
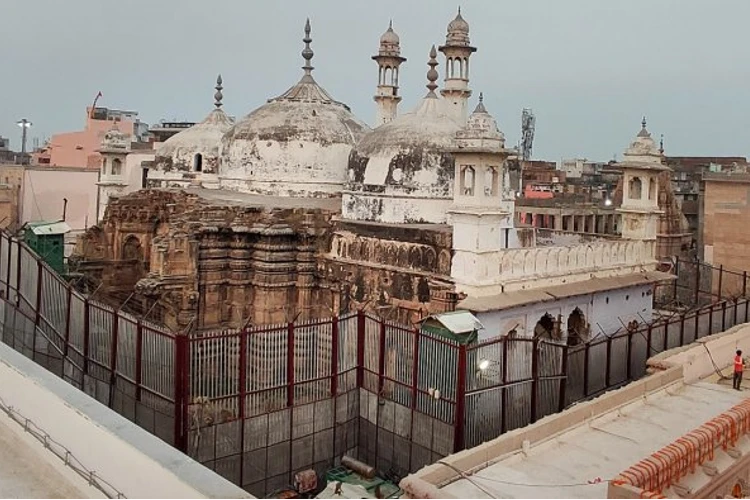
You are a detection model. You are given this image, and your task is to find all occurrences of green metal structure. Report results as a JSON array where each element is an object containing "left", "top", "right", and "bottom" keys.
[{"left": 23, "top": 221, "right": 70, "bottom": 275}]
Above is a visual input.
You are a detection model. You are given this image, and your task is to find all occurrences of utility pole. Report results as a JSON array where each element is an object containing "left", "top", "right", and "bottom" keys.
[{"left": 16, "top": 119, "right": 32, "bottom": 154}]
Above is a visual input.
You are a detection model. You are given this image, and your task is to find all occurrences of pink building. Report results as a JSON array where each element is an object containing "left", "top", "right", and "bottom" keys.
[{"left": 34, "top": 107, "right": 144, "bottom": 168}]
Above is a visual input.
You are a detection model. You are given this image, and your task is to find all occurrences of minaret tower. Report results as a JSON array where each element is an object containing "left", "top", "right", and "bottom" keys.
[
  {"left": 616, "top": 117, "right": 668, "bottom": 249},
  {"left": 372, "top": 21, "right": 407, "bottom": 126},
  {"left": 438, "top": 7, "right": 477, "bottom": 123}
]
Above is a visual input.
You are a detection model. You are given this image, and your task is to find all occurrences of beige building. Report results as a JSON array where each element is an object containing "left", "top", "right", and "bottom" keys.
[{"left": 401, "top": 322, "right": 750, "bottom": 499}]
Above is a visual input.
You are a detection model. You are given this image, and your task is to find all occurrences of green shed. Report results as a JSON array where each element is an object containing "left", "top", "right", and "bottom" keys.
[
  {"left": 420, "top": 310, "right": 484, "bottom": 345},
  {"left": 24, "top": 221, "right": 71, "bottom": 275}
]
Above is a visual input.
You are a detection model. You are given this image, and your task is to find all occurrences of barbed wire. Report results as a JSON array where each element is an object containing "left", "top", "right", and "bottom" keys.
[{"left": 0, "top": 395, "right": 127, "bottom": 499}]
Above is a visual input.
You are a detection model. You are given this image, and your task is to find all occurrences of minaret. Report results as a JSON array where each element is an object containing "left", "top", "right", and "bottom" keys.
[
  {"left": 372, "top": 21, "right": 406, "bottom": 126},
  {"left": 438, "top": 7, "right": 477, "bottom": 123},
  {"left": 616, "top": 117, "right": 668, "bottom": 248},
  {"left": 449, "top": 94, "right": 516, "bottom": 294}
]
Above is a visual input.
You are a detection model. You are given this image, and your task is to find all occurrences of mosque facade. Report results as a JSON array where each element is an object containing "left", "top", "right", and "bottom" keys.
[{"left": 72, "top": 10, "right": 673, "bottom": 341}]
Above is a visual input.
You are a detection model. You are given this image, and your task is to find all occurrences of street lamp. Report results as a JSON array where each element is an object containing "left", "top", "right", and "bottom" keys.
[{"left": 16, "top": 119, "right": 32, "bottom": 154}]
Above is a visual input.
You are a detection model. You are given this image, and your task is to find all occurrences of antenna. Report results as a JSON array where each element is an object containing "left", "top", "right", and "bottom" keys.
[{"left": 521, "top": 108, "right": 535, "bottom": 162}]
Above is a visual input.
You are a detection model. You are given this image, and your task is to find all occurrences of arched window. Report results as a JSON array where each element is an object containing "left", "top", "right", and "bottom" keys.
[
  {"left": 534, "top": 313, "right": 556, "bottom": 340},
  {"left": 567, "top": 308, "right": 588, "bottom": 346},
  {"left": 484, "top": 166, "right": 499, "bottom": 196},
  {"left": 194, "top": 153, "right": 203, "bottom": 172},
  {"left": 648, "top": 177, "right": 656, "bottom": 200},
  {"left": 460, "top": 166, "right": 475, "bottom": 196},
  {"left": 111, "top": 158, "right": 122, "bottom": 176},
  {"left": 122, "top": 235, "right": 142, "bottom": 261},
  {"left": 629, "top": 176, "right": 642, "bottom": 200}
]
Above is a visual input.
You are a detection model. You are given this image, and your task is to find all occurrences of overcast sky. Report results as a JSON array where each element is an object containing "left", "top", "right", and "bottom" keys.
[{"left": 1, "top": 0, "right": 748, "bottom": 161}]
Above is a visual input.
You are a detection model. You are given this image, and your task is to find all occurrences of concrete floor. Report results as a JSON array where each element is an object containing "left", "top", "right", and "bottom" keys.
[{"left": 0, "top": 417, "right": 89, "bottom": 498}]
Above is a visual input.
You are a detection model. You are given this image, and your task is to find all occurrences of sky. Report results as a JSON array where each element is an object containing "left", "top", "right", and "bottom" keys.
[{"left": 1, "top": 0, "right": 748, "bottom": 161}]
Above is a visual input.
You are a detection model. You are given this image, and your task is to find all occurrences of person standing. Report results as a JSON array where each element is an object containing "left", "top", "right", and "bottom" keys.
[{"left": 734, "top": 350, "right": 745, "bottom": 390}]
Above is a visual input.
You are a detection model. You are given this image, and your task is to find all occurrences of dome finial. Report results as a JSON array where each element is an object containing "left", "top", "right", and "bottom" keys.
[
  {"left": 214, "top": 74, "right": 224, "bottom": 109},
  {"left": 641, "top": 116, "right": 647, "bottom": 129},
  {"left": 659, "top": 134, "right": 665, "bottom": 154},
  {"left": 302, "top": 18, "right": 314, "bottom": 77},
  {"left": 637, "top": 116, "right": 651, "bottom": 138},
  {"left": 389, "top": 19, "right": 393, "bottom": 30},
  {"left": 473, "top": 92, "right": 487, "bottom": 113},
  {"left": 479, "top": 92, "right": 483, "bottom": 103},
  {"left": 426, "top": 45, "right": 439, "bottom": 97}
]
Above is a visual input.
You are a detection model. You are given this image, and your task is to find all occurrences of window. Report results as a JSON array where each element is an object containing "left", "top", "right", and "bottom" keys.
[
  {"left": 111, "top": 158, "right": 122, "bottom": 176},
  {"left": 460, "top": 165, "right": 475, "bottom": 196},
  {"left": 648, "top": 177, "right": 656, "bottom": 200},
  {"left": 194, "top": 153, "right": 203, "bottom": 172},
  {"left": 102, "top": 158, "right": 108, "bottom": 175},
  {"left": 484, "top": 166, "right": 499, "bottom": 196},
  {"left": 629, "top": 176, "right": 642, "bottom": 200}
]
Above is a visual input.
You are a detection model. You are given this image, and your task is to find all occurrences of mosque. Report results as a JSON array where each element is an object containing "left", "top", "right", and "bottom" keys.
[{"left": 72, "top": 10, "right": 673, "bottom": 342}]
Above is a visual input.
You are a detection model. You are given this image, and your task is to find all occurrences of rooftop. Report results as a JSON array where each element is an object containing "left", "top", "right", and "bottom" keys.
[
  {"left": 401, "top": 321, "right": 750, "bottom": 499},
  {"left": 187, "top": 187, "right": 342, "bottom": 211},
  {"left": 0, "top": 341, "right": 252, "bottom": 499}
]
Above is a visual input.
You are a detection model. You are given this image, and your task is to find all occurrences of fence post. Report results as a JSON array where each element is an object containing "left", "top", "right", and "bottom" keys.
[
  {"left": 605, "top": 336, "right": 612, "bottom": 388},
  {"left": 408, "top": 329, "right": 420, "bottom": 471},
  {"left": 673, "top": 256, "right": 679, "bottom": 301},
  {"left": 722, "top": 301, "right": 727, "bottom": 332},
  {"left": 454, "top": 343, "right": 467, "bottom": 452},
  {"left": 15, "top": 242, "right": 21, "bottom": 298},
  {"left": 718, "top": 265, "right": 724, "bottom": 302},
  {"left": 377, "top": 321, "right": 386, "bottom": 397},
  {"left": 83, "top": 298, "right": 90, "bottom": 376},
  {"left": 583, "top": 342, "right": 590, "bottom": 397},
  {"left": 173, "top": 334, "right": 189, "bottom": 452},
  {"left": 501, "top": 338, "right": 508, "bottom": 434},
  {"left": 331, "top": 316, "right": 339, "bottom": 397},
  {"left": 32, "top": 259, "right": 43, "bottom": 360},
  {"left": 108, "top": 309, "right": 120, "bottom": 408},
  {"left": 647, "top": 324, "right": 653, "bottom": 354},
  {"left": 530, "top": 338, "right": 539, "bottom": 424},
  {"left": 709, "top": 305, "right": 714, "bottom": 336},
  {"left": 135, "top": 320, "right": 143, "bottom": 402},
  {"left": 287, "top": 322, "right": 295, "bottom": 407},
  {"left": 679, "top": 314, "right": 685, "bottom": 346},
  {"left": 558, "top": 345, "right": 568, "bottom": 412},
  {"left": 356, "top": 310, "right": 365, "bottom": 389},
  {"left": 5, "top": 235, "right": 12, "bottom": 297},
  {"left": 695, "top": 262, "right": 701, "bottom": 305},
  {"left": 238, "top": 326, "right": 247, "bottom": 482}
]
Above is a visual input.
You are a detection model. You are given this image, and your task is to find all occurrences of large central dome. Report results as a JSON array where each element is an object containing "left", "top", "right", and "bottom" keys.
[{"left": 220, "top": 20, "right": 370, "bottom": 198}]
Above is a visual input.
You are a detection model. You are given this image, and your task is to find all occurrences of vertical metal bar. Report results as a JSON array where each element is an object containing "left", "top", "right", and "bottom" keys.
[
  {"left": 5, "top": 234, "right": 12, "bottom": 297},
  {"left": 408, "top": 328, "right": 420, "bottom": 471},
  {"left": 722, "top": 301, "right": 727, "bottom": 332},
  {"left": 679, "top": 314, "right": 685, "bottom": 346},
  {"left": 626, "top": 330, "right": 634, "bottom": 381},
  {"left": 558, "top": 345, "right": 568, "bottom": 412},
  {"left": 718, "top": 265, "right": 724, "bottom": 302},
  {"left": 83, "top": 299, "right": 90, "bottom": 376},
  {"left": 746, "top": 299, "right": 750, "bottom": 324},
  {"left": 62, "top": 287, "right": 72, "bottom": 359},
  {"left": 501, "top": 338, "right": 508, "bottom": 434},
  {"left": 356, "top": 311, "right": 365, "bottom": 388},
  {"left": 695, "top": 262, "right": 701, "bottom": 305},
  {"left": 662, "top": 323, "right": 668, "bottom": 352},
  {"left": 15, "top": 241, "right": 21, "bottom": 298},
  {"left": 287, "top": 322, "right": 294, "bottom": 407},
  {"left": 583, "top": 342, "right": 590, "bottom": 397},
  {"left": 32, "top": 259, "right": 43, "bottom": 360},
  {"left": 331, "top": 316, "right": 339, "bottom": 396},
  {"left": 673, "top": 256, "right": 679, "bottom": 301},
  {"left": 744, "top": 271, "right": 748, "bottom": 298},
  {"left": 238, "top": 327, "right": 247, "bottom": 487},
  {"left": 734, "top": 298, "right": 739, "bottom": 327},
  {"left": 454, "top": 343, "right": 467, "bottom": 452},
  {"left": 135, "top": 320, "right": 143, "bottom": 402},
  {"left": 709, "top": 305, "right": 714, "bottom": 336},
  {"left": 605, "top": 336, "right": 612, "bottom": 388},
  {"left": 647, "top": 324, "right": 653, "bottom": 353},
  {"left": 173, "top": 334, "right": 188, "bottom": 452},
  {"left": 530, "top": 338, "right": 539, "bottom": 424},
  {"left": 108, "top": 309, "right": 120, "bottom": 408},
  {"left": 695, "top": 309, "right": 700, "bottom": 339},
  {"left": 377, "top": 321, "right": 386, "bottom": 396}
]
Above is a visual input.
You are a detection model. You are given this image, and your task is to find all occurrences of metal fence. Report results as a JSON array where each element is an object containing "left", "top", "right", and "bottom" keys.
[{"left": 2, "top": 230, "right": 750, "bottom": 497}]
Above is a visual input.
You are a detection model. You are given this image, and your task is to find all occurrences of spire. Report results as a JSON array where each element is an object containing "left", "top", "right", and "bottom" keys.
[
  {"left": 426, "top": 45, "right": 439, "bottom": 97},
  {"left": 389, "top": 19, "right": 393, "bottom": 29},
  {"left": 637, "top": 116, "right": 650, "bottom": 138},
  {"left": 659, "top": 134, "right": 665, "bottom": 154},
  {"left": 473, "top": 92, "right": 487, "bottom": 113},
  {"left": 214, "top": 74, "right": 224, "bottom": 109},
  {"left": 302, "top": 18, "right": 314, "bottom": 77}
]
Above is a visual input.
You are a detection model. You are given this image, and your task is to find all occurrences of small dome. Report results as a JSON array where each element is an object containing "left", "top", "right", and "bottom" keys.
[
  {"left": 448, "top": 10, "right": 469, "bottom": 34},
  {"left": 344, "top": 97, "right": 462, "bottom": 223},
  {"left": 621, "top": 117, "right": 669, "bottom": 171},
  {"left": 456, "top": 95, "right": 505, "bottom": 148},
  {"left": 100, "top": 126, "right": 128, "bottom": 152},
  {"left": 155, "top": 108, "right": 234, "bottom": 173},
  {"left": 380, "top": 23, "right": 399, "bottom": 45}
]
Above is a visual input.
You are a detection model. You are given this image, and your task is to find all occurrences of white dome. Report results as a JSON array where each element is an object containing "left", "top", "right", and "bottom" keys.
[
  {"left": 155, "top": 109, "right": 234, "bottom": 174},
  {"left": 220, "top": 76, "right": 369, "bottom": 198},
  {"left": 622, "top": 118, "right": 664, "bottom": 168},
  {"left": 343, "top": 96, "right": 462, "bottom": 223}
]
